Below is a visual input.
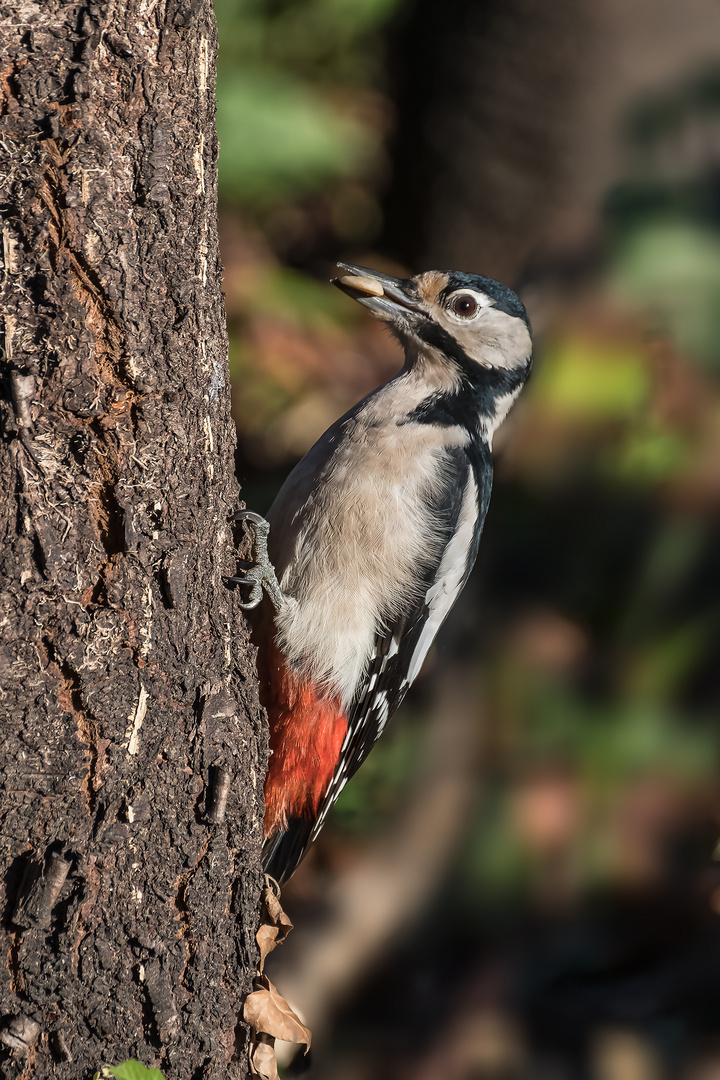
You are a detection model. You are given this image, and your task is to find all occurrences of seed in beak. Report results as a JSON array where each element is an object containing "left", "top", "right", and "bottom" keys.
[{"left": 338, "top": 275, "right": 385, "bottom": 297}]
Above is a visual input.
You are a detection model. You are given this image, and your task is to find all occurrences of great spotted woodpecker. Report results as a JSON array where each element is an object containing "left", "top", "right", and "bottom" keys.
[{"left": 233, "top": 263, "right": 533, "bottom": 884}]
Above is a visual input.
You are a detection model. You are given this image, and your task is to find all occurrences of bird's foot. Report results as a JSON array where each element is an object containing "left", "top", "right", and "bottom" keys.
[{"left": 229, "top": 511, "right": 286, "bottom": 612}]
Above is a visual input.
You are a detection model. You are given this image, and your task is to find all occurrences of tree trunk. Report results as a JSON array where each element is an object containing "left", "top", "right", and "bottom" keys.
[{"left": 0, "top": 3, "right": 264, "bottom": 1077}]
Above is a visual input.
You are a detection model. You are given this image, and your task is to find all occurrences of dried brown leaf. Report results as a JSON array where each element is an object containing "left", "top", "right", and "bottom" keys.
[
  {"left": 256, "top": 879, "right": 293, "bottom": 971},
  {"left": 256, "top": 923, "right": 280, "bottom": 970},
  {"left": 244, "top": 974, "right": 311, "bottom": 1051},
  {"left": 249, "top": 1034, "right": 279, "bottom": 1080}
]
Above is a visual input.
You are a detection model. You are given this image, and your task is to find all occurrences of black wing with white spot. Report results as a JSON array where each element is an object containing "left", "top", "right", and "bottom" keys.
[{"left": 308, "top": 445, "right": 492, "bottom": 846}]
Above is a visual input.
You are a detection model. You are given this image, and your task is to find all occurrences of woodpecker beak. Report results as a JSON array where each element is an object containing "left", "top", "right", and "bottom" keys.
[{"left": 332, "top": 262, "right": 424, "bottom": 324}]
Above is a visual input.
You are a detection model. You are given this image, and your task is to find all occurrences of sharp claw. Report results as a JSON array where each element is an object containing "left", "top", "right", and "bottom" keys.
[
  {"left": 229, "top": 511, "right": 286, "bottom": 613},
  {"left": 234, "top": 510, "right": 267, "bottom": 527},
  {"left": 239, "top": 586, "right": 263, "bottom": 610},
  {"left": 226, "top": 574, "right": 263, "bottom": 608}
]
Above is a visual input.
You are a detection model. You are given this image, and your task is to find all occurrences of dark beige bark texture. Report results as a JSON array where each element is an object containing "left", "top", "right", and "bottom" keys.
[{"left": 0, "top": 2, "right": 265, "bottom": 1077}]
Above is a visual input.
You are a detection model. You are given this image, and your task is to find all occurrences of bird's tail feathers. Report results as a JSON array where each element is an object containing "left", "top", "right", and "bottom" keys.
[{"left": 261, "top": 817, "right": 316, "bottom": 886}]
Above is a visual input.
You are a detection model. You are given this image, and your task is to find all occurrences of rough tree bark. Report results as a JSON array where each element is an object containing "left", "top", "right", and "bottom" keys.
[{"left": 0, "top": 2, "right": 264, "bottom": 1077}]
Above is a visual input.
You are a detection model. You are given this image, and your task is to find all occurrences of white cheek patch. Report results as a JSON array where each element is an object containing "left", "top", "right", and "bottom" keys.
[{"left": 444, "top": 306, "right": 531, "bottom": 372}]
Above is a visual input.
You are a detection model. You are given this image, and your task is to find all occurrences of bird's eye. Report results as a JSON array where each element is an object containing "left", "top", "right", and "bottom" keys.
[{"left": 450, "top": 293, "right": 478, "bottom": 318}]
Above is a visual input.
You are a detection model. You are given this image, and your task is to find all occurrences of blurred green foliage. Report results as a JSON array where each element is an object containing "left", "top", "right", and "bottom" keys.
[
  {"left": 236, "top": 264, "right": 353, "bottom": 327},
  {"left": 217, "top": 70, "right": 374, "bottom": 207},
  {"left": 215, "top": 0, "right": 402, "bottom": 213},
  {"left": 332, "top": 712, "right": 425, "bottom": 836},
  {"left": 532, "top": 337, "right": 649, "bottom": 419},
  {"left": 611, "top": 222, "right": 720, "bottom": 367},
  {"left": 216, "top": 0, "right": 400, "bottom": 83},
  {"left": 463, "top": 697, "right": 719, "bottom": 899},
  {"left": 607, "top": 63, "right": 720, "bottom": 367}
]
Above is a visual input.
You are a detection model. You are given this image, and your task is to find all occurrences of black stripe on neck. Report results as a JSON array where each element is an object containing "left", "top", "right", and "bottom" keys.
[
  {"left": 404, "top": 363, "right": 529, "bottom": 433},
  {"left": 410, "top": 320, "right": 531, "bottom": 423}
]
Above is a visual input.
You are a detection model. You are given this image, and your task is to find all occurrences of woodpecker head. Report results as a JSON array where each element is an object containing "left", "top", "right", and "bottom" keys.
[
  {"left": 333, "top": 263, "right": 532, "bottom": 437},
  {"left": 334, "top": 261, "right": 531, "bottom": 375}
]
